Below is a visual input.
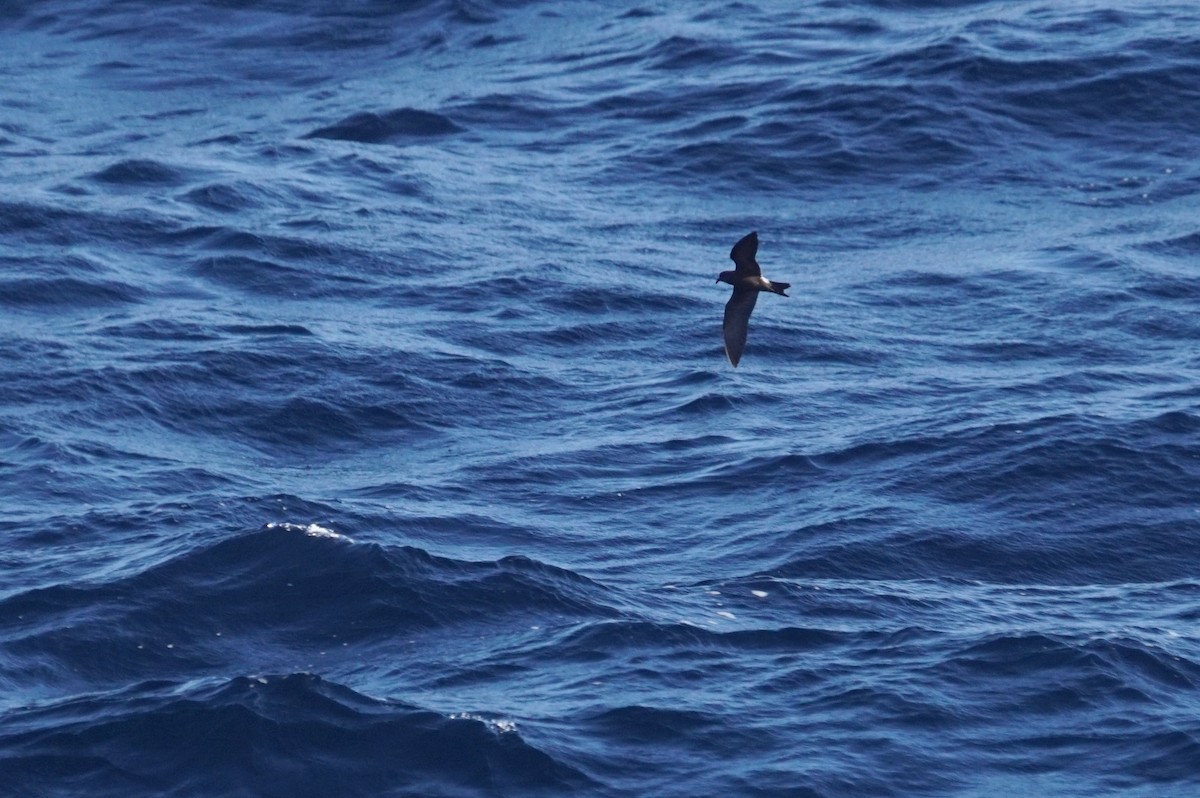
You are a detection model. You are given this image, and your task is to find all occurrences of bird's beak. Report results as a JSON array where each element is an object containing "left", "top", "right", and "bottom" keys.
[{"left": 714, "top": 276, "right": 720, "bottom": 283}]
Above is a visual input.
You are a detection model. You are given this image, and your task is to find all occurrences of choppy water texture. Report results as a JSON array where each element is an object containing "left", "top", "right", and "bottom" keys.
[{"left": 3, "top": 1, "right": 1200, "bottom": 795}]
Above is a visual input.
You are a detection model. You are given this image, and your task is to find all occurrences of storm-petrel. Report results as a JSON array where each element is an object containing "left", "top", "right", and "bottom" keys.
[{"left": 716, "top": 231, "right": 790, "bottom": 367}]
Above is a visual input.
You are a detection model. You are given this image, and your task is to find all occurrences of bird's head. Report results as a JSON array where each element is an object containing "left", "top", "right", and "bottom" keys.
[{"left": 716, "top": 270, "right": 737, "bottom": 285}]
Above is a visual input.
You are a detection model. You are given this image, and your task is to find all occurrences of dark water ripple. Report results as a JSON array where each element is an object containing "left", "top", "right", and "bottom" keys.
[
  {"left": 2, "top": 673, "right": 591, "bottom": 797},
  {"left": 3, "top": 0, "right": 1200, "bottom": 796}
]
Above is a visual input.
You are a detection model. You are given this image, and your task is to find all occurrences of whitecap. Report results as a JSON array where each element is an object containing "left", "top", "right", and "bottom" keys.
[
  {"left": 450, "top": 712, "right": 517, "bottom": 734},
  {"left": 265, "top": 521, "right": 350, "bottom": 541}
]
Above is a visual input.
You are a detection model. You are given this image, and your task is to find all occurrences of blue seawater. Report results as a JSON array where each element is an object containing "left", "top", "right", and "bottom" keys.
[{"left": 2, "top": 1, "right": 1200, "bottom": 795}]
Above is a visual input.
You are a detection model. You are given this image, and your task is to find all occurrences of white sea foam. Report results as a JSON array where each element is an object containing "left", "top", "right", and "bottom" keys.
[
  {"left": 450, "top": 713, "right": 517, "bottom": 734},
  {"left": 265, "top": 522, "right": 350, "bottom": 541}
]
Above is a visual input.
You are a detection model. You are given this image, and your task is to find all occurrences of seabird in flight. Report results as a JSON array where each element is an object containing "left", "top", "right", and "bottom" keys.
[{"left": 716, "top": 231, "right": 790, "bottom": 367}]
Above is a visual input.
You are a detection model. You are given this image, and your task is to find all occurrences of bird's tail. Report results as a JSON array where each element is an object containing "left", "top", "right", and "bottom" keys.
[{"left": 769, "top": 281, "right": 790, "bottom": 297}]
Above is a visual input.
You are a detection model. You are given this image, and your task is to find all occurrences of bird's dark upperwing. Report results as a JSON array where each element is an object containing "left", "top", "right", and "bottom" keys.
[
  {"left": 729, "top": 231, "right": 760, "bottom": 277},
  {"left": 722, "top": 286, "right": 759, "bottom": 367}
]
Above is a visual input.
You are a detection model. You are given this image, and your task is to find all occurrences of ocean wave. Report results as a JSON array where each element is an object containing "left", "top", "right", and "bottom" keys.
[
  {"left": 0, "top": 523, "right": 617, "bottom": 700},
  {"left": 0, "top": 275, "right": 144, "bottom": 308},
  {"left": 0, "top": 673, "right": 591, "bottom": 797},
  {"left": 90, "top": 158, "right": 193, "bottom": 187},
  {"left": 302, "top": 107, "right": 465, "bottom": 144}
]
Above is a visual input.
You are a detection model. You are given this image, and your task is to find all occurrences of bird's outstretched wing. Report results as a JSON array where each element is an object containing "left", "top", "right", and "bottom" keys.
[
  {"left": 722, "top": 287, "right": 759, "bottom": 367},
  {"left": 729, "top": 231, "right": 760, "bottom": 277}
]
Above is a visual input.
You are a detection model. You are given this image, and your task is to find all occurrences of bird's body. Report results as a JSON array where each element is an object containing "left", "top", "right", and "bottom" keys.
[{"left": 716, "top": 231, "right": 789, "bottom": 367}]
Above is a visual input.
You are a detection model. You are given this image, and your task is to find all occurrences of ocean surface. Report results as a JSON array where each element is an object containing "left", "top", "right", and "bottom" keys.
[{"left": 2, "top": 1, "right": 1200, "bottom": 795}]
